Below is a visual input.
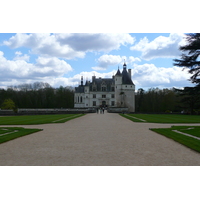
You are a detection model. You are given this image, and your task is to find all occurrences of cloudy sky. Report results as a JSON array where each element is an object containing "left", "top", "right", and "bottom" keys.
[
  {"left": 0, "top": 33, "right": 193, "bottom": 90},
  {"left": 0, "top": 1, "right": 197, "bottom": 91}
]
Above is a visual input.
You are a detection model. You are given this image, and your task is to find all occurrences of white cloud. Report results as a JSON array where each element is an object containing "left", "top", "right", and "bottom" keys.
[
  {"left": 93, "top": 55, "right": 122, "bottom": 70},
  {"left": 132, "top": 63, "right": 192, "bottom": 89},
  {"left": 14, "top": 51, "right": 30, "bottom": 61},
  {"left": 3, "top": 33, "right": 33, "bottom": 48},
  {"left": 130, "top": 33, "right": 186, "bottom": 60},
  {"left": 55, "top": 33, "right": 135, "bottom": 52},
  {"left": 92, "top": 54, "right": 141, "bottom": 70},
  {"left": 127, "top": 56, "right": 141, "bottom": 63},
  {"left": 44, "top": 70, "right": 117, "bottom": 88},
  {"left": 0, "top": 51, "right": 72, "bottom": 87},
  {"left": 4, "top": 33, "right": 135, "bottom": 60},
  {"left": 3, "top": 33, "right": 85, "bottom": 59}
]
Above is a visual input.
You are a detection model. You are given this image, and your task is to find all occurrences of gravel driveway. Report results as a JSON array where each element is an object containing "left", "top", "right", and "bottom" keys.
[{"left": 0, "top": 112, "right": 199, "bottom": 166}]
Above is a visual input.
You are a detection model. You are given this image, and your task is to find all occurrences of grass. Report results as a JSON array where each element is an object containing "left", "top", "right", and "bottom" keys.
[
  {"left": 171, "top": 126, "right": 200, "bottom": 138},
  {"left": 120, "top": 114, "right": 200, "bottom": 123},
  {"left": 150, "top": 126, "right": 200, "bottom": 153},
  {"left": 120, "top": 114, "right": 200, "bottom": 152},
  {"left": 0, "top": 127, "right": 42, "bottom": 144},
  {"left": 0, "top": 114, "right": 84, "bottom": 125},
  {"left": 0, "top": 114, "right": 84, "bottom": 143}
]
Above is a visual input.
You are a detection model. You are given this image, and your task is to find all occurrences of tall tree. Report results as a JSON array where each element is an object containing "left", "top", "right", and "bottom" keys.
[
  {"left": 174, "top": 86, "right": 200, "bottom": 114},
  {"left": 174, "top": 33, "right": 200, "bottom": 84}
]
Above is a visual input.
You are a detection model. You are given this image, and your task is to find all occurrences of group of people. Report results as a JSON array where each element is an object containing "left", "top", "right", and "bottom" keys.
[{"left": 96, "top": 107, "right": 105, "bottom": 114}]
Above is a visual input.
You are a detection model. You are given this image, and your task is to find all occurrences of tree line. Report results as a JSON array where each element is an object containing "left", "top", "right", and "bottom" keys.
[
  {"left": 135, "top": 87, "right": 200, "bottom": 114},
  {"left": 1, "top": 82, "right": 199, "bottom": 114},
  {"left": 0, "top": 82, "right": 74, "bottom": 109}
]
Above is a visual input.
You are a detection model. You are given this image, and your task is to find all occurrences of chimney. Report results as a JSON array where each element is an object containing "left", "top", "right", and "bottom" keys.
[
  {"left": 81, "top": 76, "right": 83, "bottom": 86},
  {"left": 92, "top": 76, "right": 96, "bottom": 82},
  {"left": 128, "top": 69, "right": 132, "bottom": 78}
]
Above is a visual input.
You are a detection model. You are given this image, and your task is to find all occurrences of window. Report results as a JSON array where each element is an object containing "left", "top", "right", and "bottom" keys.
[
  {"left": 93, "top": 101, "right": 96, "bottom": 106},
  {"left": 93, "top": 87, "right": 96, "bottom": 91},
  {"left": 102, "top": 94, "right": 106, "bottom": 98},
  {"left": 111, "top": 87, "right": 115, "bottom": 91},
  {"left": 93, "top": 94, "right": 96, "bottom": 98},
  {"left": 111, "top": 94, "right": 115, "bottom": 98},
  {"left": 102, "top": 86, "right": 106, "bottom": 91},
  {"left": 111, "top": 101, "right": 115, "bottom": 106}
]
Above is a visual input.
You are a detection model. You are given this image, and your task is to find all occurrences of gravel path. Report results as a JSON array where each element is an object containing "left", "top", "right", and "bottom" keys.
[{"left": 0, "top": 112, "right": 199, "bottom": 166}]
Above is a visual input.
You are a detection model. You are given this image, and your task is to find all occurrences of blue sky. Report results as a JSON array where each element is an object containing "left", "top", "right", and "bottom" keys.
[
  {"left": 0, "top": 33, "right": 193, "bottom": 90},
  {"left": 0, "top": 1, "right": 197, "bottom": 91}
]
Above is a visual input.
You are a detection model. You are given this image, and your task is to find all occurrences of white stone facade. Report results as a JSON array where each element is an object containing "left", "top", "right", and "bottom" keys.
[{"left": 74, "top": 63, "right": 135, "bottom": 112}]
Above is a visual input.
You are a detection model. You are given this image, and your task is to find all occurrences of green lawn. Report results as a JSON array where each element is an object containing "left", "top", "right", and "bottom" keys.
[
  {"left": 121, "top": 114, "right": 200, "bottom": 123},
  {"left": 0, "top": 114, "right": 84, "bottom": 125},
  {"left": 120, "top": 114, "right": 200, "bottom": 153},
  {"left": 150, "top": 126, "right": 200, "bottom": 153},
  {"left": 171, "top": 126, "right": 200, "bottom": 138},
  {"left": 0, "top": 127, "right": 42, "bottom": 144}
]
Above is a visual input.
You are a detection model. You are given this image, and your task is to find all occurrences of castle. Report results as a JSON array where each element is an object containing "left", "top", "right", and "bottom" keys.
[{"left": 74, "top": 62, "right": 135, "bottom": 112}]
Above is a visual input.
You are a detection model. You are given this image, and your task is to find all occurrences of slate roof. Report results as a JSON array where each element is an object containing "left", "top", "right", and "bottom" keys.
[
  {"left": 75, "top": 63, "right": 134, "bottom": 93},
  {"left": 89, "top": 78, "right": 115, "bottom": 92},
  {"left": 115, "top": 68, "right": 121, "bottom": 76},
  {"left": 122, "top": 68, "right": 134, "bottom": 85},
  {"left": 75, "top": 85, "right": 84, "bottom": 93}
]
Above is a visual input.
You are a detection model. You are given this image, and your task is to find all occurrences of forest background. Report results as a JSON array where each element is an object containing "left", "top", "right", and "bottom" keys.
[{"left": 0, "top": 82, "right": 198, "bottom": 114}]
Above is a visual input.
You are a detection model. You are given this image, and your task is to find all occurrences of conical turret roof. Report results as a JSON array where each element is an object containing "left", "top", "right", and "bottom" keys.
[
  {"left": 122, "top": 66, "right": 133, "bottom": 85},
  {"left": 115, "top": 67, "right": 122, "bottom": 76}
]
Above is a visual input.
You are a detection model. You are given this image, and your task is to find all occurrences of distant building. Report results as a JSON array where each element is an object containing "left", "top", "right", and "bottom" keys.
[{"left": 74, "top": 62, "right": 135, "bottom": 112}]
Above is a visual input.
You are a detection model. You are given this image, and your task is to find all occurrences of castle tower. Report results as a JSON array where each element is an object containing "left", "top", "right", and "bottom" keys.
[
  {"left": 115, "top": 67, "right": 122, "bottom": 107},
  {"left": 115, "top": 61, "right": 135, "bottom": 112}
]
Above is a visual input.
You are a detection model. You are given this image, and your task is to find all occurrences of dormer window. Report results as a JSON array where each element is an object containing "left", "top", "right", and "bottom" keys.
[
  {"left": 92, "top": 82, "right": 96, "bottom": 91},
  {"left": 101, "top": 86, "right": 106, "bottom": 91},
  {"left": 101, "top": 81, "right": 107, "bottom": 91},
  {"left": 93, "top": 86, "right": 96, "bottom": 91}
]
